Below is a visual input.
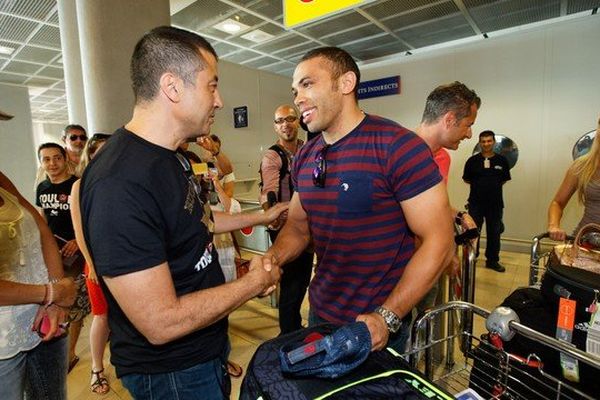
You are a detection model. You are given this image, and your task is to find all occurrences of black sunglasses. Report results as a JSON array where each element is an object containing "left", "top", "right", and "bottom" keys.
[
  {"left": 69, "top": 134, "right": 87, "bottom": 141},
  {"left": 312, "top": 144, "right": 330, "bottom": 188},
  {"left": 274, "top": 115, "right": 298, "bottom": 125}
]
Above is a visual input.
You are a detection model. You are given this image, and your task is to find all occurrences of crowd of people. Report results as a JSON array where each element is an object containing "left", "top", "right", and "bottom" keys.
[{"left": 0, "top": 24, "right": 598, "bottom": 400}]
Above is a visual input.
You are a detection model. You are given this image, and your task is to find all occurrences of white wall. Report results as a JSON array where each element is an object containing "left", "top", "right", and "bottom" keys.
[
  {"left": 32, "top": 121, "right": 65, "bottom": 150},
  {"left": 0, "top": 84, "right": 38, "bottom": 203},
  {"left": 358, "top": 15, "right": 600, "bottom": 250},
  {"left": 189, "top": 60, "right": 301, "bottom": 182}
]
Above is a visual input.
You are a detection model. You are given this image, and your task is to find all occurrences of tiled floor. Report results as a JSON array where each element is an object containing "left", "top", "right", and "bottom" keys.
[{"left": 66, "top": 250, "right": 532, "bottom": 399}]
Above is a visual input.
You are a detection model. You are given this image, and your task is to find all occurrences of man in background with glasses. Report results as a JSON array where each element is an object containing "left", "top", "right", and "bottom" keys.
[
  {"left": 62, "top": 124, "right": 88, "bottom": 166},
  {"left": 259, "top": 105, "right": 313, "bottom": 336},
  {"left": 262, "top": 47, "right": 455, "bottom": 354}
]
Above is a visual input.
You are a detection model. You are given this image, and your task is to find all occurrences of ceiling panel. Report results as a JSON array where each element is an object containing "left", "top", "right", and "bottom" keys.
[
  {"left": 0, "top": 0, "right": 56, "bottom": 20},
  {"left": 38, "top": 66, "right": 63, "bottom": 79},
  {"left": 0, "top": 71, "right": 27, "bottom": 84},
  {"left": 0, "top": 0, "right": 598, "bottom": 123},
  {"left": 297, "top": 11, "right": 370, "bottom": 38},
  {"left": 15, "top": 45, "right": 60, "bottom": 63},
  {"left": 3, "top": 60, "right": 41, "bottom": 75},
  {"left": 29, "top": 25, "right": 61, "bottom": 48},
  {"left": 470, "top": 0, "right": 561, "bottom": 33}
]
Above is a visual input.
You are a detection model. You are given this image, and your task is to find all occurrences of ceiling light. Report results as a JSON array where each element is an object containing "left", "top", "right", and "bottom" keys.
[
  {"left": 241, "top": 30, "right": 275, "bottom": 43},
  {"left": 0, "top": 45, "right": 15, "bottom": 55},
  {"left": 213, "top": 18, "right": 250, "bottom": 34}
]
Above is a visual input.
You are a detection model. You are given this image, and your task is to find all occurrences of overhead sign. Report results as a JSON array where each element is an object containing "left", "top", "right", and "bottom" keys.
[
  {"left": 284, "top": 0, "right": 372, "bottom": 28},
  {"left": 357, "top": 76, "right": 401, "bottom": 100}
]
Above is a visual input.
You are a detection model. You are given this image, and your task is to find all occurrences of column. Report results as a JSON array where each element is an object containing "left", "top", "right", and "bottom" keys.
[
  {"left": 76, "top": 0, "right": 170, "bottom": 134},
  {"left": 57, "top": 0, "right": 87, "bottom": 127}
]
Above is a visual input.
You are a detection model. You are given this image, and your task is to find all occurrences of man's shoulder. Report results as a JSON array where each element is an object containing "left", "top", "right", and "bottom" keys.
[{"left": 36, "top": 179, "right": 51, "bottom": 193}]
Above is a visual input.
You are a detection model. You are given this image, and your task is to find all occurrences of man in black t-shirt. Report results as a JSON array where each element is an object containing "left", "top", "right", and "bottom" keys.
[
  {"left": 463, "top": 130, "right": 511, "bottom": 272},
  {"left": 35, "top": 142, "right": 88, "bottom": 371},
  {"left": 80, "top": 27, "right": 284, "bottom": 399}
]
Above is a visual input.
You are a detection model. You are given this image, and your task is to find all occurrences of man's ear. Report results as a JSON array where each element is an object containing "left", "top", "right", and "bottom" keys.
[
  {"left": 339, "top": 71, "right": 358, "bottom": 96},
  {"left": 443, "top": 111, "right": 457, "bottom": 129},
  {"left": 160, "top": 73, "right": 181, "bottom": 102}
]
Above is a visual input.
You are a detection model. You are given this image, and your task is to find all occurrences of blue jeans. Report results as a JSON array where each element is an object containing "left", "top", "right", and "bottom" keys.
[
  {"left": 0, "top": 336, "right": 68, "bottom": 400},
  {"left": 308, "top": 308, "right": 411, "bottom": 354},
  {"left": 121, "top": 353, "right": 231, "bottom": 400}
]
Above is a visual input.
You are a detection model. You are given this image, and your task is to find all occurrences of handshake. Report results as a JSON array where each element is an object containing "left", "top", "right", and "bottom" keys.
[{"left": 245, "top": 253, "right": 282, "bottom": 297}]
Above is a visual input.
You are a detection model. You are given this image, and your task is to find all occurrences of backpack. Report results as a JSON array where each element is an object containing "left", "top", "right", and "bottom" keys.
[
  {"left": 241, "top": 323, "right": 453, "bottom": 400},
  {"left": 259, "top": 144, "right": 294, "bottom": 202}
]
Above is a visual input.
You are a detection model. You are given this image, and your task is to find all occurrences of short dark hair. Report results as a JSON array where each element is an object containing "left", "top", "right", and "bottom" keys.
[
  {"left": 479, "top": 130, "right": 495, "bottom": 140},
  {"left": 131, "top": 26, "right": 218, "bottom": 103},
  {"left": 63, "top": 124, "right": 86, "bottom": 137},
  {"left": 300, "top": 47, "right": 361, "bottom": 101},
  {"left": 421, "top": 81, "right": 481, "bottom": 124},
  {"left": 38, "top": 142, "right": 66, "bottom": 160}
]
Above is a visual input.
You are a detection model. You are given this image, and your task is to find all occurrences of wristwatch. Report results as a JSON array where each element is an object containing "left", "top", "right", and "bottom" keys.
[{"left": 374, "top": 306, "right": 402, "bottom": 333}]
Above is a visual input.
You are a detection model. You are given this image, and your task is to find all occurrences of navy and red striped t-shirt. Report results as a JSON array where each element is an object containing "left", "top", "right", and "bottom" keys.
[{"left": 292, "top": 114, "right": 442, "bottom": 324}]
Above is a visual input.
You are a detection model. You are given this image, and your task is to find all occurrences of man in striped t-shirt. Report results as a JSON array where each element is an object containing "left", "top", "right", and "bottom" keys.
[{"left": 262, "top": 47, "right": 454, "bottom": 353}]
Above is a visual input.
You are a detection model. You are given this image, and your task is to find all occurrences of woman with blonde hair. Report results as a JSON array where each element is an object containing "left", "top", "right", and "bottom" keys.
[
  {"left": 548, "top": 117, "right": 600, "bottom": 240},
  {"left": 70, "top": 133, "right": 112, "bottom": 394}
]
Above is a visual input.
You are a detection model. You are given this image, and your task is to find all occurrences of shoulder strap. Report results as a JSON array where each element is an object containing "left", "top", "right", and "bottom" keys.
[{"left": 268, "top": 144, "right": 292, "bottom": 201}]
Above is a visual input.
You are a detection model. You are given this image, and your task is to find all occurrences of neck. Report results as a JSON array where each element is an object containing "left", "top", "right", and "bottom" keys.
[
  {"left": 481, "top": 150, "right": 494, "bottom": 158},
  {"left": 48, "top": 172, "right": 70, "bottom": 184},
  {"left": 66, "top": 149, "right": 80, "bottom": 164},
  {"left": 126, "top": 103, "right": 186, "bottom": 151},
  {"left": 278, "top": 138, "right": 298, "bottom": 154},
  {"left": 322, "top": 104, "right": 365, "bottom": 144},
  {"left": 414, "top": 123, "right": 441, "bottom": 152}
]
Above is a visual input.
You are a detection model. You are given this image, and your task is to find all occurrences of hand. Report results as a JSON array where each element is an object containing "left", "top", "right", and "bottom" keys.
[
  {"left": 53, "top": 277, "right": 77, "bottom": 307},
  {"left": 196, "top": 135, "right": 217, "bottom": 154},
  {"left": 248, "top": 255, "right": 281, "bottom": 296},
  {"left": 548, "top": 226, "right": 567, "bottom": 241},
  {"left": 356, "top": 312, "right": 389, "bottom": 351},
  {"left": 263, "top": 202, "right": 289, "bottom": 225},
  {"left": 87, "top": 265, "right": 99, "bottom": 285},
  {"left": 61, "top": 239, "right": 79, "bottom": 258},
  {"left": 460, "top": 213, "right": 477, "bottom": 231},
  {"left": 32, "top": 304, "right": 68, "bottom": 341}
]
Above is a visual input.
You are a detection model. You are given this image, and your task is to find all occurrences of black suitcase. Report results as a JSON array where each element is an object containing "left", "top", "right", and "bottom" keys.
[
  {"left": 541, "top": 251, "right": 600, "bottom": 321},
  {"left": 470, "top": 287, "right": 598, "bottom": 398},
  {"left": 240, "top": 323, "right": 453, "bottom": 400}
]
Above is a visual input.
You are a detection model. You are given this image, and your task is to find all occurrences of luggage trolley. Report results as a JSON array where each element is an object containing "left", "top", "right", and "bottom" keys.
[
  {"left": 407, "top": 301, "right": 600, "bottom": 399},
  {"left": 529, "top": 232, "right": 574, "bottom": 287}
]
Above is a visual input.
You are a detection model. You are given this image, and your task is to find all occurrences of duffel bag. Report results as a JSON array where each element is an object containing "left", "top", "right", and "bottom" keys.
[{"left": 240, "top": 323, "right": 453, "bottom": 400}]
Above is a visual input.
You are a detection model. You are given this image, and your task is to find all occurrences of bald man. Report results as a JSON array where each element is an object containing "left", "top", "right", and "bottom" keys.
[{"left": 259, "top": 105, "right": 313, "bottom": 335}]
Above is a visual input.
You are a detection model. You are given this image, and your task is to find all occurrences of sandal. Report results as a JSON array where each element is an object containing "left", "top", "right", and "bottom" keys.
[
  {"left": 91, "top": 369, "right": 110, "bottom": 395},
  {"left": 227, "top": 360, "right": 243, "bottom": 378},
  {"left": 68, "top": 356, "right": 79, "bottom": 373}
]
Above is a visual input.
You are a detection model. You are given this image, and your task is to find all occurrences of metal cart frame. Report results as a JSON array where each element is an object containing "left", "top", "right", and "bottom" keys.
[
  {"left": 529, "top": 232, "right": 574, "bottom": 287},
  {"left": 407, "top": 301, "right": 600, "bottom": 399}
]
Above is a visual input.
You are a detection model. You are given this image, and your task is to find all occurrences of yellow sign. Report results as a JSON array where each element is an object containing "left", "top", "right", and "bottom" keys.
[{"left": 284, "top": 0, "right": 370, "bottom": 28}]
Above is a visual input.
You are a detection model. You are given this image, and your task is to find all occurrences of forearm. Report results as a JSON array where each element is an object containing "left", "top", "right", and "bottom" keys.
[
  {"left": 156, "top": 276, "right": 265, "bottom": 343},
  {"left": 0, "top": 280, "right": 47, "bottom": 306},
  {"left": 106, "top": 263, "right": 272, "bottom": 345},
  {"left": 383, "top": 237, "right": 454, "bottom": 318},
  {"left": 547, "top": 201, "right": 564, "bottom": 229},
  {"left": 213, "top": 210, "right": 267, "bottom": 234},
  {"left": 266, "top": 221, "right": 310, "bottom": 265}
]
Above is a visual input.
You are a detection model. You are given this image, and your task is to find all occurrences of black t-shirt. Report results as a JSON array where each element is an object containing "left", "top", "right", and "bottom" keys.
[
  {"left": 36, "top": 175, "right": 78, "bottom": 241},
  {"left": 80, "top": 128, "right": 227, "bottom": 377},
  {"left": 462, "top": 153, "right": 511, "bottom": 209}
]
